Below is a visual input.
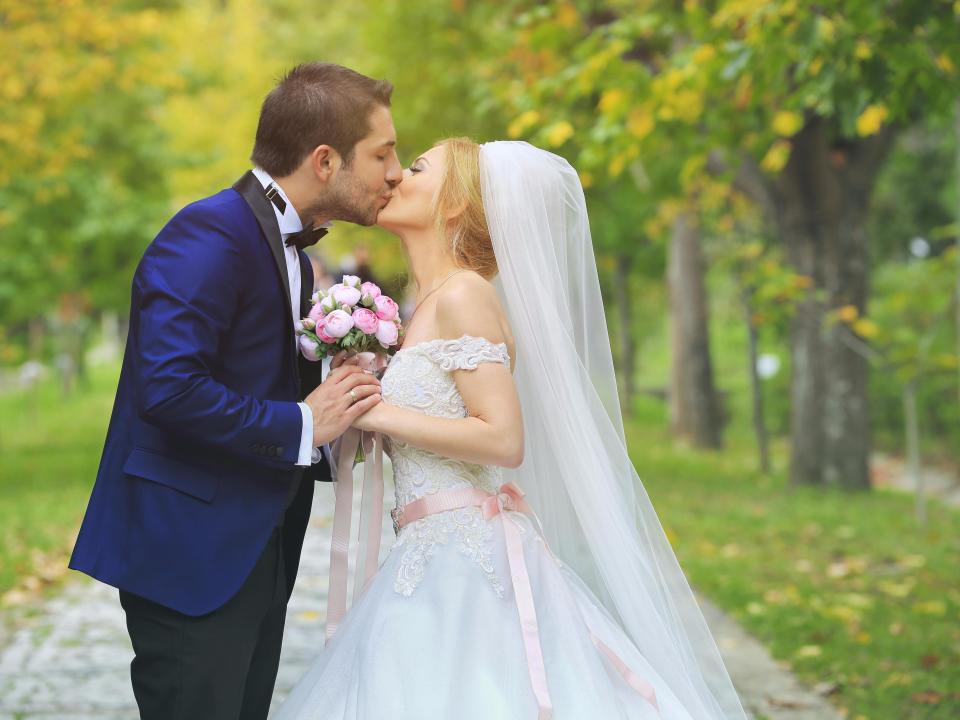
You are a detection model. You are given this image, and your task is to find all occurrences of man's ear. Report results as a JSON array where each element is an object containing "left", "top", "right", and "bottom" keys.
[{"left": 310, "top": 145, "right": 342, "bottom": 183}]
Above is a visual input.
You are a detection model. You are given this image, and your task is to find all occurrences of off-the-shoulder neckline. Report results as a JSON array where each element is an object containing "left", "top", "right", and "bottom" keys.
[{"left": 393, "top": 334, "right": 510, "bottom": 359}]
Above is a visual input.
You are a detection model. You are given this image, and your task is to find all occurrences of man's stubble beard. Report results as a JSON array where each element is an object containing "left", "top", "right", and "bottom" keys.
[{"left": 302, "top": 169, "right": 380, "bottom": 227}]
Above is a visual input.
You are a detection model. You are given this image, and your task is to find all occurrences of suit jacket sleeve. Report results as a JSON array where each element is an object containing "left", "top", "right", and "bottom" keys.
[{"left": 134, "top": 204, "right": 302, "bottom": 467}]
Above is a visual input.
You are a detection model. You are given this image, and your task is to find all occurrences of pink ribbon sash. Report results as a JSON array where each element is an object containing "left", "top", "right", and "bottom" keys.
[
  {"left": 393, "top": 482, "right": 660, "bottom": 718},
  {"left": 325, "top": 353, "right": 388, "bottom": 641}
]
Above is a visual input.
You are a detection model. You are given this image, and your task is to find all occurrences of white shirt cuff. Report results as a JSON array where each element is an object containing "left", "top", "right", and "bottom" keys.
[{"left": 296, "top": 402, "right": 315, "bottom": 467}]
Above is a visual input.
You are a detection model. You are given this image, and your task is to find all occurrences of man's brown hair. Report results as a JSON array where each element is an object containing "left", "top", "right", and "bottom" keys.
[{"left": 251, "top": 63, "right": 393, "bottom": 176}]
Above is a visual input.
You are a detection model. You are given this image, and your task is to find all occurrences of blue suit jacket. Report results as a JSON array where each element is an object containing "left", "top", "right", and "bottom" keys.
[{"left": 70, "top": 172, "right": 331, "bottom": 616}]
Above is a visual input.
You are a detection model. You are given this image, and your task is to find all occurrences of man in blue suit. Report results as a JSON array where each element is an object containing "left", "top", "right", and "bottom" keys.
[{"left": 70, "top": 63, "right": 402, "bottom": 720}]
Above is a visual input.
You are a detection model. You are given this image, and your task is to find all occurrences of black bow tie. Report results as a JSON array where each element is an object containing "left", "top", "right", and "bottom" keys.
[
  {"left": 285, "top": 224, "right": 328, "bottom": 250},
  {"left": 262, "top": 181, "right": 329, "bottom": 250}
]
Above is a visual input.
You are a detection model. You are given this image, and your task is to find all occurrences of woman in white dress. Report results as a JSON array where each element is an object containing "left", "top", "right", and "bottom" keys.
[{"left": 275, "top": 140, "right": 747, "bottom": 719}]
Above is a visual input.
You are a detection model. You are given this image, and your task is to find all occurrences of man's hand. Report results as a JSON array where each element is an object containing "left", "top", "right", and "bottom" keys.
[{"left": 304, "top": 365, "right": 381, "bottom": 447}]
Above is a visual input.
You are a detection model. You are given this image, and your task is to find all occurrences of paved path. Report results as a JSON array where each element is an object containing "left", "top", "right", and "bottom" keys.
[{"left": 0, "top": 481, "right": 841, "bottom": 720}]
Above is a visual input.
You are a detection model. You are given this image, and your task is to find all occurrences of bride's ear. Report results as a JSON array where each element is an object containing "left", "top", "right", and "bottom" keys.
[
  {"left": 444, "top": 199, "right": 469, "bottom": 222},
  {"left": 310, "top": 145, "right": 342, "bottom": 183}
]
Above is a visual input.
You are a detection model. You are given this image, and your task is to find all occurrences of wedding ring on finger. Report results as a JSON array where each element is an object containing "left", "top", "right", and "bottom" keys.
[{"left": 349, "top": 388, "right": 358, "bottom": 404}]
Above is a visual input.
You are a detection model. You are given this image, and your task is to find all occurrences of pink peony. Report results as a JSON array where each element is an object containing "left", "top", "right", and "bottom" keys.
[
  {"left": 352, "top": 308, "right": 379, "bottom": 334},
  {"left": 332, "top": 283, "right": 362, "bottom": 307},
  {"left": 307, "top": 304, "right": 326, "bottom": 324},
  {"left": 360, "top": 282, "right": 381, "bottom": 299},
  {"left": 299, "top": 335, "right": 321, "bottom": 361},
  {"left": 323, "top": 309, "right": 355, "bottom": 338},
  {"left": 315, "top": 318, "right": 336, "bottom": 344},
  {"left": 375, "top": 319, "right": 399, "bottom": 346},
  {"left": 374, "top": 295, "right": 399, "bottom": 321},
  {"left": 342, "top": 274, "right": 361, "bottom": 288},
  {"left": 319, "top": 294, "right": 338, "bottom": 313}
]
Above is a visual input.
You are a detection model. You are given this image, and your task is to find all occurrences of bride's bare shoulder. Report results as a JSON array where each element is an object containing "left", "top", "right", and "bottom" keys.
[{"left": 436, "top": 270, "right": 515, "bottom": 355}]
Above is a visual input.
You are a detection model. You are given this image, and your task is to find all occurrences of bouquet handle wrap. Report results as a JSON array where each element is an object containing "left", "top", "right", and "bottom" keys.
[{"left": 326, "top": 352, "right": 389, "bottom": 640}]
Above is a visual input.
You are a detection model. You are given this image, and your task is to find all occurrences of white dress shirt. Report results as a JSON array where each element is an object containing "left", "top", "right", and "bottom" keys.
[{"left": 251, "top": 167, "right": 332, "bottom": 469}]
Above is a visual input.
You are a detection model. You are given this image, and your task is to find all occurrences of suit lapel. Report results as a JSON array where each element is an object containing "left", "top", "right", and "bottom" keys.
[
  {"left": 233, "top": 171, "right": 300, "bottom": 384},
  {"left": 298, "top": 253, "right": 312, "bottom": 318},
  {"left": 233, "top": 171, "right": 294, "bottom": 321}
]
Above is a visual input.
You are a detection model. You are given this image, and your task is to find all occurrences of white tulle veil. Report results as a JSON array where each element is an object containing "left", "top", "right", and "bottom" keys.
[{"left": 480, "top": 141, "right": 746, "bottom": 719}]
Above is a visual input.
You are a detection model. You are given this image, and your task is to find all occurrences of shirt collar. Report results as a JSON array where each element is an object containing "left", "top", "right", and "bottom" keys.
[{"left": 250, "top": 167, "right": 332, "bottom": 239}]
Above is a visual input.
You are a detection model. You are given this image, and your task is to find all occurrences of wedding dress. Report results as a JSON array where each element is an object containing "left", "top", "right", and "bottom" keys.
[
  {"left": 276, "top": 335, "right": 691, "bottom": 719},
  {"left": 275, "top": 142, "right": 746, "bottom": 720}
]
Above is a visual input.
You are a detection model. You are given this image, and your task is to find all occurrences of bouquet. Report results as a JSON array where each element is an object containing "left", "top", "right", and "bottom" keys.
[{"left": 296, "top": 274, "right": 404, "bottom": 363}]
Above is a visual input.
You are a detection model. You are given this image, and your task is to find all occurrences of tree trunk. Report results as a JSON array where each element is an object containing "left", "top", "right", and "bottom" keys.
[
  {"left": 668, "top": 213, "right": 723, "bottom": 449},
  {"left": 615, "top": 252, "right": 636, "bottom": 417},
  {"left": 904, "top": 379, "right": 925, "bottom": 526},
  {"left": 775, "top": 119, "right": 896, "bottom": 489},
  {"left": 743, "top": 288, "right": 771, "bottom": 474},
  {"left": 954, "top": 101, "right": 960, "bottom": 406}
]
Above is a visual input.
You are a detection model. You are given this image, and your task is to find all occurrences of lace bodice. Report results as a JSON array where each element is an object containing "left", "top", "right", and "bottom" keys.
[{"left": 380, "top": 335, "right": 512, "bottom": 597}]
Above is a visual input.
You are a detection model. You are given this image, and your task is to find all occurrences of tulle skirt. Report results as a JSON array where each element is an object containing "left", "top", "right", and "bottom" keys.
[{"left": 274, "top": 512, "right": 697, "bottom": 719}]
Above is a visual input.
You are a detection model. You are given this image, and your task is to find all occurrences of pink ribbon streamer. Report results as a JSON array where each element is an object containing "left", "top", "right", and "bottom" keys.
[
  {"left": 325, "top": 353, "right": 388, "bottom": 641},
  {"left": 393, "top": 482, "right": 660, "bottom": 718}
]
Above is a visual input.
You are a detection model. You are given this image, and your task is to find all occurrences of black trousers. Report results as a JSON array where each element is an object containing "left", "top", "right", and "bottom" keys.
[{"left": 119, "top": 528, "right": 289, "bottom": 720}]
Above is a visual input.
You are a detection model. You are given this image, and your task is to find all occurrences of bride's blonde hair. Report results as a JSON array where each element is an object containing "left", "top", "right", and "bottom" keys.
[{"left": 433, "top": 137, "right": 498, "bottom": 279}]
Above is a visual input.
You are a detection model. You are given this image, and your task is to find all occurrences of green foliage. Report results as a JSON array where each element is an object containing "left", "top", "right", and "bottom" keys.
[
  {"left": 0, "top": 364, "right": 117, "bottom": 598},
  {"left": 0, "top": 1, "right": 181, "bottom": 329}
]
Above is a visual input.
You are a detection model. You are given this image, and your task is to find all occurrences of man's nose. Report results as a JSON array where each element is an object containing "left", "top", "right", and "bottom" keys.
[{"left": 386, "top": 157, "right": 403, "bottom": 188}]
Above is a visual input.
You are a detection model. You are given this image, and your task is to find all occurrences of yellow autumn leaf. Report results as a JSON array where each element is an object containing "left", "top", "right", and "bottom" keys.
[
  {"left": 808, "top": 57, "right": 824, "bottom": 76},
  {"left": 773, "top": 110, "right": 803, "bottom": 136},
  {"left": 856, "top": 104, "right": 889, "bottom": 137},
  {"left": 556, "top": 1, "right": 579, "bottom": 29},
  {"left": 852, "top": 318, "right": 879, "bottom": 338},
  {"left": 578, "top": 171, "right": 594, "bottom": 189},
  {"left": 627, "top": 109, "right": 655, "bottom": 140},
  {"left": 693, "top": 44, "right": 717, "bottom": 64},
  {"left": 912, "top": 600, "right": 947, "bottom": 616},
  {"left": 855, "top": 40, "right": 872, "bottom": 60},
  {"left": 507, "top": 110, "right": 541, "bottom": 139},
  {"left": 817, "top": 16, "right": 835, "bottom": 42},
  {"left": 760, "top": 140, "right": 791, "bottom": 172},
  {"left": 796, "top": 645, "right": 822, "bottom": 658},
  {"left": 936, "top": 54, "right": 956, "bottom": 74},
  {"left": 608, "top": 154, "right": 627, "bottom": 177},
  {"left": 544, "top": 121, "right": 574, "bottom": 147},
  {"left": 598, "top": 88, "right": 628, "bottom": 115},
  {"left": 836, "top": 305, "right": 859, "bottom": 322}
]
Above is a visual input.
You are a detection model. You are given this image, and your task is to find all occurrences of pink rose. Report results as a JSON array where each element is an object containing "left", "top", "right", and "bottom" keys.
[
  {"left": 375, "top": 319, "right": 399, "bottom": 346},
  {"left": 332, "top": 283, "right": 362, "bottom": 307},
  {"left": 374, "top": 295, "right": 399, "bottom": 321},
  {"left": 323, "top": 309, "right": 355, "bottom": 338},
  {"left": 352, "top": 308, "right": 379, "bottom": 334},
  {"left": 361, "top": 282, "right": 381, "bottom": 299},
  {"left": 307, "top": 304, "right": 326, "bottom": 324},
  {"left": 299, "top": 335, "right": 321, "bottom": 362}
]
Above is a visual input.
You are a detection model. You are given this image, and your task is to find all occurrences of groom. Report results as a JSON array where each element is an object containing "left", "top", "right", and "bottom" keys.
[{"left": 70, "top": 63, "right": 402, "bottom": 719}]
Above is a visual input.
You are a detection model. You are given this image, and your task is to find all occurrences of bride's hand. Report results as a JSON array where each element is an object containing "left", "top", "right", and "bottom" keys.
[{"left": 351, "top": 399, "right": 389, "bottom": 433}]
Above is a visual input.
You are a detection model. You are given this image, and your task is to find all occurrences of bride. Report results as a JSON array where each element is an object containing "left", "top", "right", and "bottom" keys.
[{"left": 275, "top": 140, "right": 746, "bottom": 719}]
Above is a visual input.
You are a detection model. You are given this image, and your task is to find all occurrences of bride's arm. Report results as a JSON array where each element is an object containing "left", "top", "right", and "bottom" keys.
[{"left": 352, "top": 278, "right": 523, "bottom": 468}]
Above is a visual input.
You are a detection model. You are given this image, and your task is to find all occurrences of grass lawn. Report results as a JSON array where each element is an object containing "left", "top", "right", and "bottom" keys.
[
  {"left": 626, "top": 395, "right": 959, "bottom": 720},
  {"left": 0, "top": 363, "right": 117, "bottom": 597}
]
